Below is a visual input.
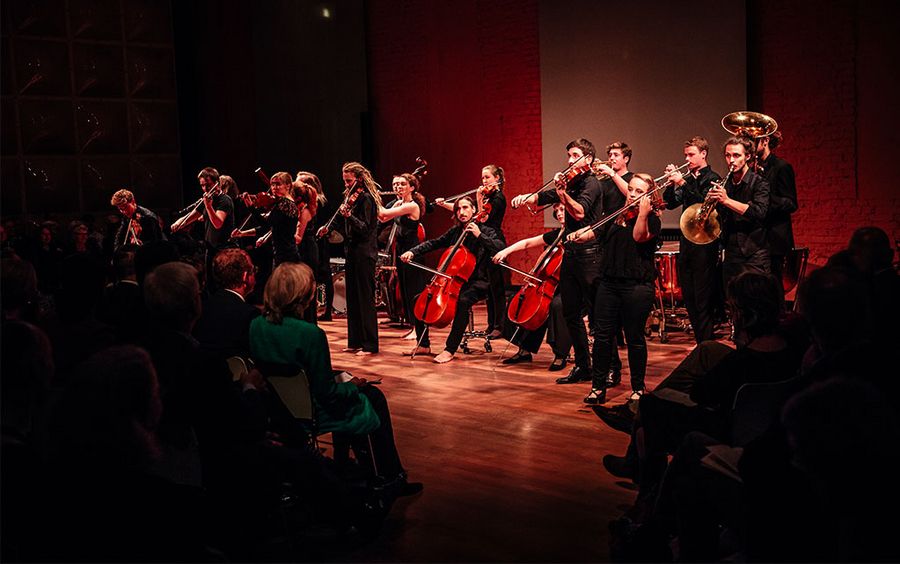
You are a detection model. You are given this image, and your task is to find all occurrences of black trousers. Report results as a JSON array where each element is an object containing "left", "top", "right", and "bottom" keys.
[
  {"left": 345, "top": 251, "right": 379, "bottom": 352},
  {"left": 485, "top": 262, "right": 507, "bottom": 332},
  {"left": 558, "top": 250, "right": 601, "bottom": 369},
  {"left": 398, "top": 260, "right": 428, "bottom": 333},
  {"left": 508, "top": 291, "right": 572, "bottom": 358},
  {"left": 677, "top": 241, "right": 721, "bottom": 344},
  {"left": 592, "top": 280, "right": 655, "bottom": 391},
  {"left": 445, "top": 280, "right": 491, "bottom": 354},
  {"left": 333, "top": 385, "right": 405, "bottom": 481}
]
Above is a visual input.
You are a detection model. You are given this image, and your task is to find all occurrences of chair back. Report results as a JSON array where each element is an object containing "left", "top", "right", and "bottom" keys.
[{"left": 731, "top": 376, "right": 805, "bottom": 447}]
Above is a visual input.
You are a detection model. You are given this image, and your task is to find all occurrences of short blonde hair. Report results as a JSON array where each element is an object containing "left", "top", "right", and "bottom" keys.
[
  {"left": 110, "top": 189, "right": 134, "bottom": 206},
  {"left": 263, "top": 262, "right": 316, "bottom": 324}
]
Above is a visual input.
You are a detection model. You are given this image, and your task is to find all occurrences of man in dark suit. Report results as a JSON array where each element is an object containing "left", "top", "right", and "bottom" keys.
[
  {"left": 193, "top": 248, "right": 260, "bottom": 360},
  {"left": 757, "top": 131, "right": 798, "bottom": 302}
]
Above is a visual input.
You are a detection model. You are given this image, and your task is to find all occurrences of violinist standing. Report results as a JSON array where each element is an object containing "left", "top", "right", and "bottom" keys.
[
  {"left": 292, "top": 178, "right": 320, "bottom": 279},
  {"left": 378, "top": 173, "right": 429, "bottom": 350},
  {"left": 230, "top": 172, "right": 301, "bottom": 268},
  {"left": 568, "top": 173, "right": 662, "bottom": 405},
  {"left": 511, "top": 138, "right": 604, "bottom": 387},
  {"left": 110, "top": 188, "right": 165, "bottom": 252},
  {"left": 335, "top": 162, "right": 381, "bottom": 356},
  {"left": 400, "top": 196, "right": 504, "bottom": 363},
  {"left": 663, "top": 137, "right": 723, "bottom": 344}
]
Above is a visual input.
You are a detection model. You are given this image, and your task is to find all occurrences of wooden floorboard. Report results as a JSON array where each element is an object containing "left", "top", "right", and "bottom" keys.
[{"left": 311, "top": 305, "right": 702, "bottom": 562}]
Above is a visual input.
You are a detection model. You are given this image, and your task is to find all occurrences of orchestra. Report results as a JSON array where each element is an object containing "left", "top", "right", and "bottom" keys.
[{"left": 100, "top": 111, "right": 795, "bottom": 379}]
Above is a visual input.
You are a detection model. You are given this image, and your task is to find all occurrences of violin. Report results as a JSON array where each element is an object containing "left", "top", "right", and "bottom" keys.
[
  {"left": 554, "top": 162, "right": 592, "bottom": 189},
  {"left": 240, "top": 191, "right": 277, "bottom": 211},
  {"left": 126, "top": 212, "right": 143, "bottom": 246},
  {"left": 503, "top": 230, "right": 565, "bottom": 331},
  {"left": 614, "top": 195, "right": 665, "bottom": 226},
  {"left": 410, "top": 207, "right": 490, "bottom": 328},
  {"left": 317, "top": 180, "right": 363, "bottom": 240}
]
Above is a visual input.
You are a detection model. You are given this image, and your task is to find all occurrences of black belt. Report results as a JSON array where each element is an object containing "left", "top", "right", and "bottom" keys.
[{"left": 566, "top": 245, "right": 599, "bottom": 257}]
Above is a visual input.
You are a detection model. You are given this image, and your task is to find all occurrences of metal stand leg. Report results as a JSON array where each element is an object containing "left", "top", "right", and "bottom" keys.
[{"left": 460, "top": 306, "right": 492, "bottom": 354}]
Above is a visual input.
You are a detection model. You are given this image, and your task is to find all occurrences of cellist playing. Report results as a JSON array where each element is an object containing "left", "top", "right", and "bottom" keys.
[{"left": 399, "top": 196, "right": 504, "bottom": 363}]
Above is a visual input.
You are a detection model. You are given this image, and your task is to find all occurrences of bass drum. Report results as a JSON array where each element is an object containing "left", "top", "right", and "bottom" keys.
[
  {"left": 782, "top": 246, "right": 809, "bottom": 294},
  {"left": 654, "top": 250, "right": 682, "bottom": 302}
]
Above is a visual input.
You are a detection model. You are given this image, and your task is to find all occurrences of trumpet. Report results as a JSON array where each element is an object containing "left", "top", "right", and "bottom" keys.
[
  {"left": 654, "top": 162, "right": 691, "bottom": 189},
  {"left": 679, "top": 167, "right": 733, "bottom": 245}
]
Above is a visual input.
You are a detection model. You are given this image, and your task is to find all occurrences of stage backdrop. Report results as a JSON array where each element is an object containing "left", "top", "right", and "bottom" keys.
[{"left": 539, "top": 0, "right": 746, "bottom": 229}]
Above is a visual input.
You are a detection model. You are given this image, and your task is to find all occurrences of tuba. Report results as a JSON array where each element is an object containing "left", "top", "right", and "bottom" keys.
[{"left": 679, "top": 111, "right": 778, "bottom": 244}]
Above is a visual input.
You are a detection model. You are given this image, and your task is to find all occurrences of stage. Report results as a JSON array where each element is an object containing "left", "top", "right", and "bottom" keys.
[{"left": 307, "top": 304, "right": 706, "bottom": 562}]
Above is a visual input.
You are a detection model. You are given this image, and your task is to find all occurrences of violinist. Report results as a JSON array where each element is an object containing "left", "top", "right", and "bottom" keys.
[
  {"left": 400, "top": 196, "right": 504, "bottom": 363},
  {"left": 298, "top": 171, "right": 335, "bottom": 321},
  {"left": 230, "top": 171, "right": 301, "bottom": 270},
  {"left": 337, "top": 162, "right": 382, "bottom": 356},
  {"left": 492, "top": 203, "right": 572, "bottom": 370},
  {"left": 662, "top": 137, "right": 723, "bottom": 344},
  {"left": 567, "top": 173, "right": 662, "bottom": 405},
  {"left": 291, "top": 177, "right": 319, "bottom": 279},
  {"left": 110, "top": 189, "right": 165, "bottom": 252},
  {"left": 170, "top": 167, "right": 235, "bottom": 253},
  {"left": 378, "top": 173, "right": 428, "bottom": 344},
  {"left": 510, "top": 138, "right": 603, "bottom": 386}
]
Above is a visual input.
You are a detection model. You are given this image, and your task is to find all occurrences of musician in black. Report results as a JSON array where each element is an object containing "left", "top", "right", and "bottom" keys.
[
  {"left": 230, "top": 172, "right": 301, "bottom": 268},
  {"left": 511, "top": 138, "right": 603, "bottom": 386},
  {"left": 663, "top": 137, "right": 723, "bottom": 344},
  {"left": 756, "top": 131, "right": 798, "bottom": 302},
  {"left": 170, "top": 167, "right": 234, "bottom": 251},
  {"left": 400, "top": 196, "right": 504, "bottom": 364},
  {"left": 708, "top": 136, "right": 771, "bottom": 292},
  {"left": 568, "top": 173, "right": 662, "bottom": 405},
  {"left": 492, "top": 203, "right": 572, "bottom": 370},
  {"left": 110, "top": 189, "right": 165, "bottom": 251},
  {"left": 297, "top": 171, "right": 335, "bottom": 321},
  {"left": 336, "top": 162, "right": 381, "bottom": 356},
  {"left": 379, "top": 173, "right": 429, "bottom": 354}
]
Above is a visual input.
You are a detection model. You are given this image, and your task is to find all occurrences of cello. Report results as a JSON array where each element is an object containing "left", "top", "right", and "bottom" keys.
[
  {"left": 408, "top": 205, "right": 490, "bottom": 328},
  {"left": 497, "top": 229, "right": 565, "bottom": 331}
]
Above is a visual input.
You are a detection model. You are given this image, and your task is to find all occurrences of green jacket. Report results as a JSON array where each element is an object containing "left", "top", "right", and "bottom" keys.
[{"left": 249, "top": 316, "right": 380, "bottom": 435}]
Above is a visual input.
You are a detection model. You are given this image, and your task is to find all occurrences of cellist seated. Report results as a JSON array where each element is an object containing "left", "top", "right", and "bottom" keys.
[{"left": 399, "top": 196, "right": 504, "bottom": 363}]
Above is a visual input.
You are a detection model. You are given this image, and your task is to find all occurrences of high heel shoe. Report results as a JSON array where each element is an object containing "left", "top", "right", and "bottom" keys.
[
  {"left": 548, "top": 356, "right": 567, "bottom": 372},
  {"left": 501, "top": 351, "right": 532, "bottom": 365}
]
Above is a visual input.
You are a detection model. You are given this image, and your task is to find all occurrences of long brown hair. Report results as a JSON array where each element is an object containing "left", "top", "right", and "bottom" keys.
[
  {"left": 398, "top": 173, "right": 426, "bottom": 218},
  {"left": 292, "top": 181, "right": 319, "bottom": 216},
  {"left": 342, "top": 162, "right": 382, "bottom": 207}
]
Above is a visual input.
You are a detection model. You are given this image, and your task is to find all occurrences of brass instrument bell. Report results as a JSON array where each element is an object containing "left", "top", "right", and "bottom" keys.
[
  {"left": 679, "top": 202, "right": 721, "bottom": 245},
  {"left": 721, "top": 111, "right": 778, "bottom": 138}
]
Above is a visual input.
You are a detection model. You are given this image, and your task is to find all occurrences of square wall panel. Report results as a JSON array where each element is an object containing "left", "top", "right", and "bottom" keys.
[
  {"left": 76, "top": 101, "right": 128, "bottom": 153},
  {"left": 81, "top": 157, "right": 131, "bottom": 211},
  {"left": 73, "top": 43, "right": 125, "bottom": 97},
  {"left": 1, "top": 158, "right": 23, "bottom": 215},
  {"left": 19, "top": 100, "right": 75, "bottom": 154},
  {"left": 2, "top": 38, "right": 12, "bottom": 96},
  {"left": 14, "top": 39, "right": 71, "bottom": 96},
  {"left": 9, "top": 0, "right": 67, "bottom": 37},
  {"left": 23, "top": 157, "right": 79, "bottom": 213},
  {"left": 70, "top": 0, "right": 123, "bottom": 41},
  {"left": 124, "top": 0, "right": 172, "bottom": 43},
  {"left": 127, "top": 47, "right": 176, "bottom": 98},
  {"left": 131, "top": 156, "right": 180, "bottom": 210},
  {"left": 129, "top": 101, "right": 178, "bottom": 153}
]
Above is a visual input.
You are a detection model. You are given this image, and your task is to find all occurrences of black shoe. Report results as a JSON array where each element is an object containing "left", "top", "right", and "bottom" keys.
[
  {"left": 592, "top": 403, "right": 635, "bottom": 434},
  {"left": 556, "top": 365, "right": 591, "bottom": 384},
  {"left": 583, "top": 388, "right": 607, "bottom": 405},
  {"left": 605, "top": 369, "right": 622, "bottom": 387},
  {"left": 603, "top": 453, "right": 637, "bottom": 481},
  {"left": 548, "top": 356, "right": 568, "bottom": 372},
  {"left": 502, "top": 351, "right": 533, "bottom": 365}
]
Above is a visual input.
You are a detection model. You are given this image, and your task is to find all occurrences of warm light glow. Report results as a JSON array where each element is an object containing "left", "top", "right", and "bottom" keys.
[{"left": 321, "top": 7, "right": 331, "bottom": 19}]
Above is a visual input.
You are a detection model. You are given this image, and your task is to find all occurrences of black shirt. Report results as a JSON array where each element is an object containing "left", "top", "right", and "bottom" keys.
[
  {"left": 481, "top": 190, "right": 507, "bottom": 241},
  {"left": 759, "top": 154, "right": 797, "bottom": 256},
  {"left": 597, "top": 171, "right": 633, "bottom": 217},
  {"left": 341, "top": 192, "right": 378, "bottom": 259},
  {"left": 597, "top": 214, "right": 661, "bottom": 284},
  {"left": 408, "top": 222, "right": 505, "bottom": 283},
  {"left": 663, "top": 165, "right": 721, "bottom": 210},
  {"left": 254, "top": 197, "right": 300, "bottom": 265},
  {"left": 536, "top": 172, "right": 603, "bottom": 250},
  {"left": 203, "top": 193, "right": 235, "bottom": 250},
  {"left": 114, "top": 205, "right": 165, "bottom": 251},
  {"left": 718, "top": 169, "right": 770, "bottom": 256}
]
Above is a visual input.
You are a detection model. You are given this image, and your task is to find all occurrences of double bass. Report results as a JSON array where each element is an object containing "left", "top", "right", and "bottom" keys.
[
  {"left": 408, "top": 205, "right": 490, "bottom": 328},
  {"left": 498, "top": 229, "right": 565, "bottom": 331}
]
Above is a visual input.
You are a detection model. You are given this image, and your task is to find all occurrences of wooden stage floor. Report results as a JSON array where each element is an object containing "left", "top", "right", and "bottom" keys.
[{"left": 310, "top": 305, "right": 704, "bottom": 562}]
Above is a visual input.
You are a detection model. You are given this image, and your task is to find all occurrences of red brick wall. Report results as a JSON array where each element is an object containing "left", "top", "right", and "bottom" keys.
[
  {"left": 750, "top": 0, "right": 900, "bottom": 266},
  {"left": 366, "top": 0, "right": 544, "bottom": 278}
]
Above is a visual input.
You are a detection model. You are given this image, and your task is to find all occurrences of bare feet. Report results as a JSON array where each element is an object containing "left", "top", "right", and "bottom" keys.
[
  {"left": 341, "top": 347, "right": 361, "bottom": 353},
  {"left": 355, "top": 350, "right": 375, "bottom": 357},
  {"left": 402, "top": 329, "right": 417, "bottom": 340},
  {"left": 433, "top": 350, "right": 454, "bottom": 364},
  {"left": 404, "top": 346, "right": 432, "bottom": 356}
]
